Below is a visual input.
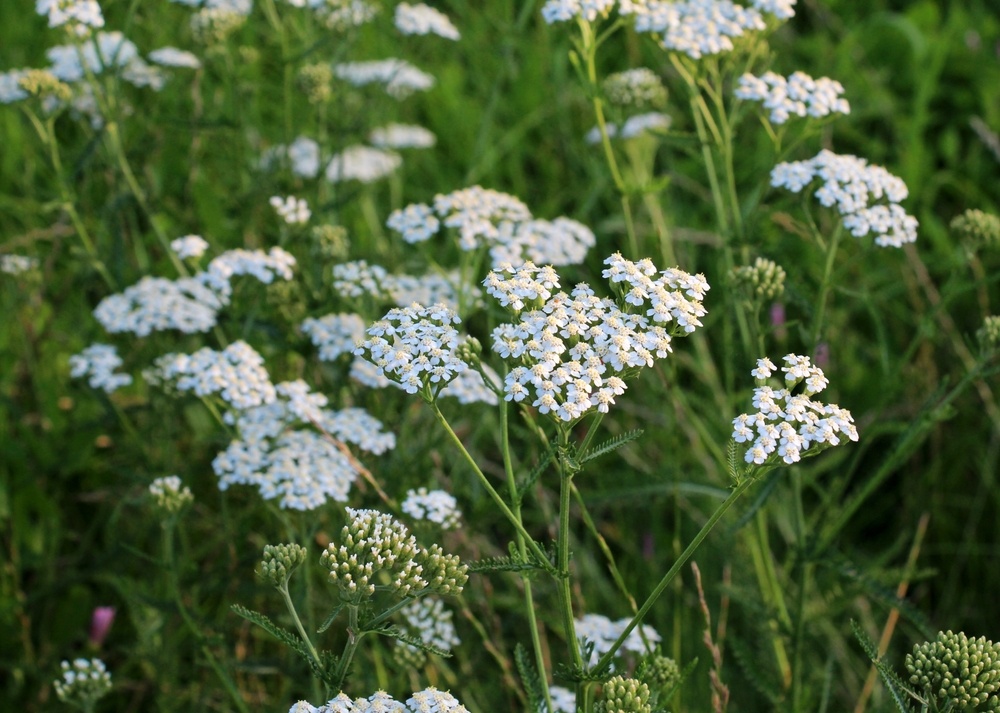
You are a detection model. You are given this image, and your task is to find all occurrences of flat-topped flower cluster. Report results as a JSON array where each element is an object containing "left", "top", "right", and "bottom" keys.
[
  {"left": 735, "top": 71, "right": 849, "bottom": 124},
  {"left": 731, "top": 354, "right": 858, "bottom": 465},
  {"left": 771, "top": 150, "right": 918, "bottom": 247},
  {"left": 291, "top": 688, "right": 468, "bottom": 713},
  {"left": 353, "top": 303, "right": 470, "bottom": 397},
  {"left": 488, "top": 254, "right": 708, "bottom": 421},
  {"left": 386, "top": 185, "right": 596, "bottom": 269}
]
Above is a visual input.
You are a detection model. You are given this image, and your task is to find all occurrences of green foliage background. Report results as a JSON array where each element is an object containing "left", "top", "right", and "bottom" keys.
[{"left": 1, "top": 0, "right": 999, "bottom": 711}]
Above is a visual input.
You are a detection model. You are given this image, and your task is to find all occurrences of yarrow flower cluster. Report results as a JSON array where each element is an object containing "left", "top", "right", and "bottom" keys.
[
  {"left": 0, "top": 255, "right": 39, "bottom": 274},
  {"left": 623, "top": 0, "right": 772, "bottom": 60},
  {"left": 735, "top": 71, "right": 849, "bottom": 124},
  {"left": 369, "top": 123, "right": 437, "bottom": 149},
  {"left": 488, "top": 255, "right": 708, "bottom": 421},
  {"left": 541, "top": 0, "right": 616, "bottom": 23},
  {"left": 155, "top": 341, "right": 276, "bottom": 409},
  {"left": 575, "top": 613, "right": 662, "bottom": 667},
  {"left": 262, "top": 136, "right": 322, "bottom": 178},
  {"left": 731, "top": 354, "right": 858, "bottom": 465},
  {"left": 171, "top": 234, "right": 209, "bottom": 260},
  {"left": 291, "top": 688, "right": 469, "bottom": 713},
  {"left": 149, "top": 475, "right": 194, "bottom": 514},
  {"left": 320, "top": 508, "right": 468, "bottom": 602},
  {"left": 333, "top": 59, "right": 435, "bottom": 99},
  {"left": 301, "top": 313, "right": 367, "bottom": 361},
  {"left": 599, "top": 676, "right": 653, "bottom": 713},
  {"left": 148, "top": 46, "right": 202, "bottom": 69},
  {"left": 905, "top": 631, "right": 1000, "bottom": 711},
  {"left": 36, "top": 0, "right": 105, "bottom": 36},
  {"left": 53, "top": 658, "right": 112, "bottom": 709},
  {"left": 395, "top": 3, "right": 460, "bottom": 40},
  {"left": 69, "top": 343, "right": 133, "bottom": 393},
  {"left": 213, "top": 384, "right": 395, "bottom": 510},
  {"left": 586, "top": 112, "right": 671, "bottom": 144},
  {"left": 402, "top": 488, "right": 462, "bottom": 528},
  {"left": 387, "top": 186, "right": 596, "bottom": 269},
  {"left": 258, "top": 543, "right": 308, "bottom": 587},
  {"left": 396, "top": 597, "right": 461, "bottom": 663},
  {"left": 325, "top": 145, "right": 402, "bottom": 183},
  {"left": 771, "top": 150, "right": 918, "bottom": 247},
  {"left": 270, "top": 195, "right": 312, "bottom": 225},
  {"left": 94, "top": 247, "right": 295, "bottom": 336},
  {"left": 354, "top": 303, "right": 471, "bottom": 397}
]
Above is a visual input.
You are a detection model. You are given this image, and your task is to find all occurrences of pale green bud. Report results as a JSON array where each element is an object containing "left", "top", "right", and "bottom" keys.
[
  {"left": 258, "top": 543, "right": 308, "bottom": 587},
  {"left": 732, "top": 257, "right": 786, "bottom": 302},
  {"left": 597, "top": 676, "right": 652, "bottom": 713},
  {"left": 905, "top": 631, "right": 1000, "bottom": 711},
  {"left": 978, "top": 316, "right": 1000, "bottom": 352},
  {"left": 603, "top": 69, "right": 668, "bottom": 109},
  {"left": 952, "top": 209, "right": 1000, "bottom": 251},
  {"left": 298, "top": 63, "right": 334, "bottom": 104}
]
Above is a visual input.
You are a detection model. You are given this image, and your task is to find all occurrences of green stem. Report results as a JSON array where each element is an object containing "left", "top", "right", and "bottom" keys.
[
  {"left": 593, "top": 474, "right": 759, "bottom": 672},
  {"left": 555, "top": 427, "right": 584, "bottom": 702},
  {"left": 430, "top": 403, "right": 552, "bottom": 568},
  {"left": 163, "top": 521, "right": 250, "bottom": 713},
  {"left": 500, "top": 397, "right": 555, "bottom": 713},
  {"left": 25, "top": 111, "right": 116, "bottom": 290},
  {"left": 810, "top": 225, "right": 843, "bottom": 350},
  {"left": 333, "top": 604, "right": 363, "bottom": 689},
  {"left": 790, "top": 472, "right": 811, "bottom": 712},
  {"left": 277, "top": 582, "right": 321, "bottom": 668}
]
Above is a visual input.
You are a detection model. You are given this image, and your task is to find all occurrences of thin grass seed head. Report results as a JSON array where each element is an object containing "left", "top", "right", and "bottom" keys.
[
  {"left": 906, "top": 631, "right": 1000, "bottom": 711},
  {"left": 53, "top": 658, "right": 112, "bottom": 708},
  {"left": 258, "top": 543, "right": 308, "bottom": 587}
]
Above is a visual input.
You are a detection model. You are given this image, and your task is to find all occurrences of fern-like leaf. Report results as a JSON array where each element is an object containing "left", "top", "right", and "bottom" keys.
[
  {"left": 516, "top": 448, "right": 555, "bottom": 504},
  {"left": 850, "top": 621, "right": 917, "bottom": 713},
  {"left": 579, "top": 429, "right": 644, "bottom": 464},
  {"left": 826, "top": 556, "right": 934, "bottom": 640},
  {"left": 367, "top": 624, "right": 453, "bottom": 657},
  {"left": 317, "top": 603, "right": 344, "bottom": 634},
  {"left": 515, "top": 643, "right": 546, "bottom": 713},
  {"left": 231, "top": 604, "right": 310, "bottom": 659}
]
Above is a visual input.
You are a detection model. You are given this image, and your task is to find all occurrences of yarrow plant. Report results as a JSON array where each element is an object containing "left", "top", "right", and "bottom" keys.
[{"left": 53, "top": 658, "right": 112, "bottom": 712}]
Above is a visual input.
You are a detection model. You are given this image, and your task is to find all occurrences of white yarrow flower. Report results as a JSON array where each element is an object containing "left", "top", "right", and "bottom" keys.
[
  {"left": 270, "top": 195, "right": 312, "bottom": 225},
  {"left": 69, "top": 343, "right": 132, "bottom": 393},
  {"left": 395, "top": 3, "right": 460, "bottom": 40},
  {"left": 171, "top": 234, "right": 209, "bottom": 260}
]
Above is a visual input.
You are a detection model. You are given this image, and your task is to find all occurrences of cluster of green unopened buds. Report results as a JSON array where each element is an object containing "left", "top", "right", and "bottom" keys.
[
  {"left": 53, "top": 658, "right": 112, "bottom": 711},
  {"left": 259, "top": 543, "right": 308, "bottom": 588},
  {"left": 320, "top": 508, "right": 468, "bottom": 604},
  {"left": 731, "top": 257, "right": 787, "bottom": 302},
  {"left": 596, "top": 676, "right": 652, "bottom": 713},
  {"left": 905, "top": 631, "right": 1000, "bottom": 711}
]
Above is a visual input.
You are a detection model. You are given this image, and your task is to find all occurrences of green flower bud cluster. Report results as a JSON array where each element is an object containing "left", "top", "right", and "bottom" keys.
[
  {"left": 320, "top": 508, "right": 467, "bottom": 603},
  {"left": 732, "top": 257, "right": 786, "bottom": 302},
  {"left": 190, "top": 8, "right": 246, "bottom": 46},
  {"left": 18, "top": 69, "right": 71, "bottom": 103},
  {"left": 298, "top": 63, "right": 334, "bottom": 105},
  {"left": 312, "top": 225, "right": 350, "bottom": 260},
  {"left": 149, "top": 475, "right": 193, "bottom": 515},
  {"left": 951, "top": 209, "right": 1000, "bottom": 250},
  {"left": 905, "top": 630, "right": 1000, "bottom": 711},
  {"left": 978, "top": 316, "right": 1000, "bottom": 352},
  {"left": 596, "top": 676, "right": 652, "bottom": 713},
  {"left": 603, "top": 69, "right": 668, "bottom": 109},
  {"left": 640, "top": 654, "right": 681, "bottom": 692},
  {"left": 54, "top": 658, "right": 112, "bottom": 710},
  {"left": 259, "top": 543, "right": 308, "bottom": 588},
  {"left": 455, "top": 337, "right": 482, "bottom": 371}
]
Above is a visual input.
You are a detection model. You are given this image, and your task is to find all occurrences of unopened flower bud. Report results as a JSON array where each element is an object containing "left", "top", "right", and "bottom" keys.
[
  {"left": 951, "top": 209, "right": 1000, "bottom": 251},
  {"left": 258, "top": 543, "right": 308, "bottom": 587},
  {"left": 597, "top": 676, "right": 652, "bottom": 713},
  {"left": 732, "top": 257, "right": 786, "bottom": 302},
  {"left": 297, "top": 63, "right": 333, "bottom": 104}
]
